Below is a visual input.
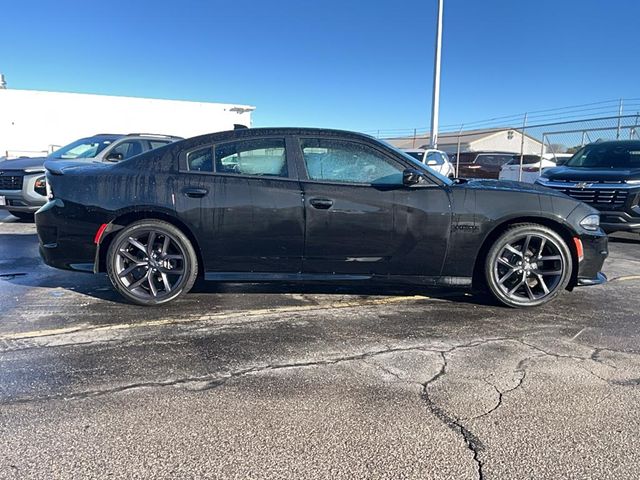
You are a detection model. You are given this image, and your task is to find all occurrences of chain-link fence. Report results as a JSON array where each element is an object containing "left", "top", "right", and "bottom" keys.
[{"left": 374, "top": 98, "right": 640, "bottom": 180}]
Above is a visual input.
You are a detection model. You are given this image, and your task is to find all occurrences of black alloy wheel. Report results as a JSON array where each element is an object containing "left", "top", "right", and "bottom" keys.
[
  {"left": 106, "top": 220, "right": 198, "bottom": 306},
  {"left": 485, "top": 223, "right": 572, "bottom": 308}
]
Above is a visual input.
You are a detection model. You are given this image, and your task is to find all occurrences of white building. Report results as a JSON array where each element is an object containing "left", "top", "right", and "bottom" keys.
[
  {"left": 385, "top": 127, "right": 543, "bottom": 155},
  {"left": 0, "top": 83, "right": 255, "bottom": 157}
]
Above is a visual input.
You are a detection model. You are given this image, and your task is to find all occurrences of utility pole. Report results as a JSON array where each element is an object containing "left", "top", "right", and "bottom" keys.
[{"left": 429, "top": 0, "right": 444, "bottom": 149}]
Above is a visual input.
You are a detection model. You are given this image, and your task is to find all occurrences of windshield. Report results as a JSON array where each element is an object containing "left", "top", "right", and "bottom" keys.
[
  {"left": 565, "top": 143, "right": 640, "bottom": 168},
  {"left": 378, "top": 140, "right": 453, "bottom": 185},
  {"left": 50, "top": 137, "right": 117, "bottom": 160}
]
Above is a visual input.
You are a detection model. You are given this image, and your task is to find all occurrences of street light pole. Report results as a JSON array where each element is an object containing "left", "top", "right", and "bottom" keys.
[{"left": 429, "top": 0, "right": 444, "bottom": 149}]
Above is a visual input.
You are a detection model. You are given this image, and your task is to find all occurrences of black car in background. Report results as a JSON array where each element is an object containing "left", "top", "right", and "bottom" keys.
[
  {"left": 36, "top": 128, "right": 607, "bottom": 308},
  {"left": 449, "top": 151, "right": 516, "bottom": 179},
  {"left": 0, "top": 133, "right": 181, "bottom": 220},
  {"left": 536, "top": 140, "right": 640, "bottom": 234}
]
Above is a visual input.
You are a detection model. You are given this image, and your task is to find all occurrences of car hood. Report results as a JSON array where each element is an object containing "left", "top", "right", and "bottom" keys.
[
  {"left": 542, "top": 166, "right": 640, "bottom": 182},
  {"left": 459, "top": 178, "right": 565, "bottom": 196},
  {"left": 0, "top": 156, "right": 47, "bottom": 172}
]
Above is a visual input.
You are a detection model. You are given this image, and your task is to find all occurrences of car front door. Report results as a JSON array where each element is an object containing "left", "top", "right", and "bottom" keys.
[
  {"left": 175, "top": 136, "right": 304, "bottom": 274},
  {"left": 296, "top": 136, "right": 451, "bottom": 277}
]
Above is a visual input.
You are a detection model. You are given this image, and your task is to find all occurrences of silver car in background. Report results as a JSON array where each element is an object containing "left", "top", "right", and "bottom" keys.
[
  {"left": 0, "top": 133, "right": 181, "bottom": 220},
  {"left": 402, "top": 148, "right": 456, "bottom": 178}
]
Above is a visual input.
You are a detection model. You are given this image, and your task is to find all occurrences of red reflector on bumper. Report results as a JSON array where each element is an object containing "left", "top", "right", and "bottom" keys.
[
  {"left": 573, "top": 237, "right": 584, "bottom": 262},
  {"left": 94, "top": 223, "right": 109, "bottom": 244}
]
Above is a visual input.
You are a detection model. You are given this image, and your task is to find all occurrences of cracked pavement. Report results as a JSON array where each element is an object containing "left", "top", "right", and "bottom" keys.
[{"left": 1, "top": 211, "right": 639, "bottom": 479}]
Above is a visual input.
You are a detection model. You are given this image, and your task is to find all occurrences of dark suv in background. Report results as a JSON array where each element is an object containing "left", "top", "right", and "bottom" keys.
[
  {"left": 450, "top": 151, "right": 517, "bottom": 179},
  {"left": 536, "top": 140, "right": 640, "bottom": 234},
  {"left": 0, "top": 133, "right": 181, "bottom": 220}
]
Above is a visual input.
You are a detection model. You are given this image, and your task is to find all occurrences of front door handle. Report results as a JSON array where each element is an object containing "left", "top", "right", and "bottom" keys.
[
  {"left": 183, "top": 187, "right": 208, "bottom": 198},
  {"left": 309, "top": 198, "right": 333, "bottom": 210}
]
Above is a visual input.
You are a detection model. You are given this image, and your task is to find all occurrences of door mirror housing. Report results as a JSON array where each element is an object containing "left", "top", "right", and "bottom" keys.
[
  {"left": 555, "top": 157, "right": 568, "bottom": 166},
  {"left": 106, "top": 152, "right": 124, "bottom": 162},
  {"left": 426, "top": 160, "right": 438, "bottom": 166},
  {"left": 403, "top": 168, "right": 427, "bottom": 186}
]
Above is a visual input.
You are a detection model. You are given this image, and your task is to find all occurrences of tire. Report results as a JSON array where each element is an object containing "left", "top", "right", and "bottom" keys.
[
  {"left": 484, "top": 223, "right": 573, "bottom": 308},
  {"left": 9, "top": 210, "right": 35, "bottom": 222},
  {"left": 106, "top": 219, "right": 198, "bottom": 306}
]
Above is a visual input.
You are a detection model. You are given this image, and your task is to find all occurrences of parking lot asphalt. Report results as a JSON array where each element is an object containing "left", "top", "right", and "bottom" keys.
[{"left": 1, "top": 210, "right": 639, "bottom": 479}]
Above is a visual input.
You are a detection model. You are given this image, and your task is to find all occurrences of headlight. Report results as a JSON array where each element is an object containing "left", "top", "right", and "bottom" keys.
[
  {"left": 626, "top": 179, "right": 640, "bottom": 185},
  {"left": 580, "top": 214, "right": 600, "bottom": 231},
  {"left": 34, "top": 176, "right": 47, "bottom": 196}
]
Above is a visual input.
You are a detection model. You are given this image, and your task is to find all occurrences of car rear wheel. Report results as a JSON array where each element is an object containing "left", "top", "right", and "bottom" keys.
[
  {"left": 106, "top": 220, "right": 198, "bottom": 306},
  {"left": 8, "top": 210, "right": 35, "bottom": 221},
  {"left": 485, "top": 224, "right": 572, "bottom": 308}
]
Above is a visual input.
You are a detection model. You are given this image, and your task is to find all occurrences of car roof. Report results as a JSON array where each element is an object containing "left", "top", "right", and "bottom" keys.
[
  {"left": 177, "top": 127, "right": 378, "bottom": 149},
  {"left": 587, "top": 140, "right": 640, "bottom": 148},
  {"left": 92, "top": 133, "right": 182, "bottom": 140}
]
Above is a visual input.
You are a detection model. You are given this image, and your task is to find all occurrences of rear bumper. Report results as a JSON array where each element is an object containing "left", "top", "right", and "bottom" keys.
[
  {"left": 575, "top": 232, "right": 608, "bottom": 287},
  {"left": 35, "top": 200, "right": 100, "bottom": 272}
]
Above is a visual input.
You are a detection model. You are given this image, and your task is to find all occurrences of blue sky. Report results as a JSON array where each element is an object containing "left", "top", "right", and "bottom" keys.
[{"left": 1, "top": 0, "right": 638, "bottom": 133}]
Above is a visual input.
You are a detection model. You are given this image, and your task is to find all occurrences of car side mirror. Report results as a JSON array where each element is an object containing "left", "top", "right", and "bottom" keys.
[
  {"left": 426, "top": 160, "right": 438, "bottom": 166},
  {"left": 403, "top": 168, "right": 426, "bottom": 186},
  {"left": 106, "top": 152, "right": 124, "bottom": 162},
  {"left": 555, "top": 157, "right": 567, "bottom": 166}
]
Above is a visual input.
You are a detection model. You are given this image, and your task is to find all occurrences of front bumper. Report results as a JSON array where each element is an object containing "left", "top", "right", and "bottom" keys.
[
  {"left": 599, "top": 210, "right": 640, "bottom": 233},
  {"left": 575, "top": 232, "right": 608, "bottom": 288},
  {"left": 0, "top": 172, "right": 47, "bottom": 212}
]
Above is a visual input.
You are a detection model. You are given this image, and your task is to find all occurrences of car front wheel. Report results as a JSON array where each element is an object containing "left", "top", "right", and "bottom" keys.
[
  {"left": 106, "top": 219, "right": 198, "bottom": 306},
  {"left": 485, "top": 223, "right": 572, "bottom": 308}
]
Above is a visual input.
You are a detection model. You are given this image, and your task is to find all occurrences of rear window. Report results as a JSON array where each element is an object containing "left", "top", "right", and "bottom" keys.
[
  {"left": 505, "top": 155, "right": 541, "bottom": 166},
  {"left": 475, "top": 154, "right": 513, "bottom": 167},
  {"left": 565, "top": 143, "right": 640, "bottom": 168}
]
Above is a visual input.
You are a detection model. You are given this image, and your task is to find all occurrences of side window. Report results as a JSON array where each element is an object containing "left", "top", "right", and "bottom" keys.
[
  {"left": 215, "top": 138, "right": 287, "bottom": 177},
  {"left": 110, "top": 140, "right": 145, "bottom": 160},
  {"left": 187, "top": 147, "right": 213, "bottom": 172},
  {"left": 301, "top": 138, "right": 404, "bottom": 185}
]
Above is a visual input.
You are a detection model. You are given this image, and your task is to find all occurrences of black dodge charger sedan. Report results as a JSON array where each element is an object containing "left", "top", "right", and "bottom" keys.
[{"left": 36, "top": 128, "right": 608, "bottom": 307}]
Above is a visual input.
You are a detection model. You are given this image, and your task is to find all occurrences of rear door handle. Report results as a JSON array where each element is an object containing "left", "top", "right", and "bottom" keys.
[
  {"left": 309, "top": 198, "right": 333, "bottom": 210},
  {"left": 183, "top": 187, "right": 208, "bottom": 198}
]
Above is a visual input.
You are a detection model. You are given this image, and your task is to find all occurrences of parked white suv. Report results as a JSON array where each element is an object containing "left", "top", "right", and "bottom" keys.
[
  {"left": 402, "top": 148, "right": 455, "bottom": 178},
  {"left": 499, "top": 153, "right": 573, "bottom": 183}
]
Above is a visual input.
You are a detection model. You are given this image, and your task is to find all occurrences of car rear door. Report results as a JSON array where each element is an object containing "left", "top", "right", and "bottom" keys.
[
  {"left": 175, "top": 136, "right": 304, "bottom": 274},
  {"left": 295, "top": 136, "right": 450, "bottom": 277}
]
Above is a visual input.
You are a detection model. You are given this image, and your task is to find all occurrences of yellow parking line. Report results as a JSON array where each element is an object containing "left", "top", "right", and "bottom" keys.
[
  {"left": 0, "top": 295, "right": 430, "bottom": 341},
  {"left": 610, "top": 275, "right": 640, "bottom": 283}
]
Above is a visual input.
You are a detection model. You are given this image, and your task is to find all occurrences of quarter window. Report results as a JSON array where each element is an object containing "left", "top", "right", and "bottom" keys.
[
  {"left": 215, "top": 138, "right": 287, "bottom": 177},
  {"left": 301, "top": 138, "right": 403, "bottom": 185},
  {"left": 148, "top": 140, "right": 172, "bottom": 150},
  {"left": 187, "top": 147, "right": 213, "bottom": 172}
]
